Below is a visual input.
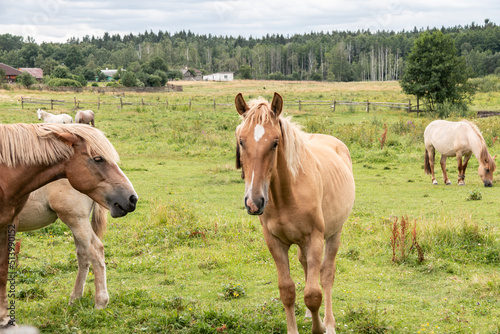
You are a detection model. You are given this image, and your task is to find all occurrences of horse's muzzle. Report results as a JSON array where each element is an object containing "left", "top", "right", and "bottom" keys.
[
  {"left": 110, "top": 194, "right": 138, "bottom": 217},
  {"left": 483, "top": 181, "right": 493, "bottom": 187},
  {"left": 245, "top": 195, "right": 265, "bottom": 215}
]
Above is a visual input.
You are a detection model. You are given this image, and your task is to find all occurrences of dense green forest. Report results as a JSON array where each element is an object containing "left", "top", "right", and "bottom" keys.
[{"left": 1, "top": 19, "right": 499, "bottom": 84}]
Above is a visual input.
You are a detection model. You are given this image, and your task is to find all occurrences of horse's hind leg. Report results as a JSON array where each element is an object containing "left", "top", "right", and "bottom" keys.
[
  {"left": 440, "top": 155, "right": 451, "bottom": 185},
  {"left": 321, "top": 232, "right": 342, "bottom": 334},
  {"left": 425, "top": 146, "right": 438, "bottom": 185}
]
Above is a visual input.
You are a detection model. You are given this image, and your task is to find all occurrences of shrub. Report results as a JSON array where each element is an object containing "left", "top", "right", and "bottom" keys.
[
  {"left": 221, "top": 282, "right": 246, "bottom": 300},
  {"left": 46, "top": 78, "right": 82, "bottom": 87}
]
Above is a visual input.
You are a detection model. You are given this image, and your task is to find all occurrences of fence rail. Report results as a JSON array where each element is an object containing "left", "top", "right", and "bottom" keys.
[{"left": 21, "top": 96, "right": 424, "bottom": 113}]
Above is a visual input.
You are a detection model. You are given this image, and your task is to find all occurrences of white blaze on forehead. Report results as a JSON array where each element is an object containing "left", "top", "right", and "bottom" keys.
[{"left": 254, "top": 124, "right": 265, "bottom": 142}]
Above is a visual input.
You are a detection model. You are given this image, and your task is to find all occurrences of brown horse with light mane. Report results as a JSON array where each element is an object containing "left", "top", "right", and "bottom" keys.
[
  {"left": 0, "top": 123, "right": 137, "bottom": 327},
  {"left": 235, "top": 93, "right": 355, "bottom": 334},
  {"left": 18, "top": 179, "right": 110, "bottom": 309}
]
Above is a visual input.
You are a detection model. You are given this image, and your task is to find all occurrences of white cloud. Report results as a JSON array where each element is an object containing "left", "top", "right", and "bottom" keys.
[{"left": 0, "top": 0, "right": 498, "bottom": 43}]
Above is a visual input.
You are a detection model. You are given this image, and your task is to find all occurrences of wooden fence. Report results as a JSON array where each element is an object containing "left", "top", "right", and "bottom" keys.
[
  {"left": 21, "top": 96, "right": 423, "bottom": 113},
  {"left": 26, "top": 83, "right": 183, "bottom": 93}
]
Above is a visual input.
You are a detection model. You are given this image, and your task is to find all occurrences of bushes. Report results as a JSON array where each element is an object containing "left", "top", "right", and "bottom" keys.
[{"left": 46, "top": 78, "right": 82, "bottom": 87}]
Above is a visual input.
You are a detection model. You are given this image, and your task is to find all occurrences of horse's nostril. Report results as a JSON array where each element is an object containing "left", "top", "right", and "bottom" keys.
[{"left": 130, "top": 195, "right": 138, "bottom": 205}]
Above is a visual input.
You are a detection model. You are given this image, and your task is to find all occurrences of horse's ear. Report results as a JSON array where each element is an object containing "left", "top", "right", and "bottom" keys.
[
  {"left": 235, "top": 93, "right": 249, "bottom": 116},
  {"left": 271, "top": 92, "right": 283, "bottom": 117},
  {"left": 55, "top": 132, "right": 79, "bottom": 147}
]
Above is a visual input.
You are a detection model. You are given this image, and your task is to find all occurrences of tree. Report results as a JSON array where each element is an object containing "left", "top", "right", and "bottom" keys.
[
  {"left": 400, "top": 31, "right": 476, "bottom": 111},
  {"left": 121, "top": 71, "right": 137, "bottom": 87},
  {"left": 52, "top": 65, "right": 71, "bottom": 79},
  {"left": 238, "top": 64, "right": 253, "bottom": 79},
  {"left": 17, "top": 71, "right": 36, "bottom": 88}
]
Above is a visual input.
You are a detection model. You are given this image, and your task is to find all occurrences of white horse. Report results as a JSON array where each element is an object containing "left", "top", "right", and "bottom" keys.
[
  {"left": 17, "top": 179, "right": 110, "bottom": 308},
  {"left": 424, "top": 120, "right": 496, "bottom": 187},
  {"left": 75, "top": 110, "right": 95, "bottom": 127},
  {"left": 37, "top": 109, "right": 73, "bottom": 124}
]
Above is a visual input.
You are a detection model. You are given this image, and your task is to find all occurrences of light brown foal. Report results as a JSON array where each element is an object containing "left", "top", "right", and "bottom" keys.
[{"left": 235, "top": 93, "right": 355, "bottom": 334}]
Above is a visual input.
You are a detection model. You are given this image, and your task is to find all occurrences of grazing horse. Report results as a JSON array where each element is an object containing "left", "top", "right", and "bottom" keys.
[
  {"left": 17, "top": 179, "right": 109, "bottom": 309},
  {"left": 424, "top": 120, "right": 496, "bottom": 187},
  {"left": 0, "top": 123, "right": 138, "bottom": 326},
  {"left": 37, "top": 109, "right": 73, "bottom": 124},
  {"left": 75, "top": 110, "right": 95, "bottom": 127},
  {"left": 234, "top": 93, "right": 355, "bottom": 334}
]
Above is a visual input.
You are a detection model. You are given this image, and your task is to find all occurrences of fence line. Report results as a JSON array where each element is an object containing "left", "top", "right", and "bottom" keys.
[{"left": 21, "top": 96, "right": 423, "bottom": 113}]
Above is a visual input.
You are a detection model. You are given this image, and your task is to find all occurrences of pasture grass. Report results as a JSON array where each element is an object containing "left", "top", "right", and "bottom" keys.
[{"left": 1, "top": 81, "right": 500, "bottom": 333}]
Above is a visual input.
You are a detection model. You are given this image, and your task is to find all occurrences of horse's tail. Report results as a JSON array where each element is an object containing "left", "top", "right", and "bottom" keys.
[
  {"left": 424, "top": 148, "right": 433, "bottom": 175},
  {"left": 91, "top": 201, "right": 108, "bottom": 240}
]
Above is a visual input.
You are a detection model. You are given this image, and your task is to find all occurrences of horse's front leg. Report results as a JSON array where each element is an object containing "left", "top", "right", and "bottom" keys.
[
  {"left": 460, "top": 154, "right": 471, "bottom": 186},
  {"left": 440, "top": 155, "right": 451, "bottom": 185},
  {"left": 321, "top": 232, "right": 342, "bottom": 334},
  {"left": 262, "top": 226, "right": 298, "bottom": 334},
  {"left": 302, "top": 231, "right": 326, "bottom": 334},
  {"left": 68, "top": 222, "right": 109, "bottom": 309},
  {"left": 456, "top": 153, "right": 465, "bottom": 185}
]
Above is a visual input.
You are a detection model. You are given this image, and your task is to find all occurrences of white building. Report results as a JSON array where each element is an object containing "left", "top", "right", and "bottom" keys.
[{"left": 202, "top": 72, "right": 234, "bottom": 81}]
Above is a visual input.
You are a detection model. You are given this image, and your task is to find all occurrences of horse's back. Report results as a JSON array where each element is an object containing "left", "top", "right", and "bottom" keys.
[{"left": 425, "top": 120, "right": 473, "bottom": 156}]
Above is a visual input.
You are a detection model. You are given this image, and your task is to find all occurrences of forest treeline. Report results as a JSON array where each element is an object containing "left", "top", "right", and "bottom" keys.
[{"left": 0, "top": 19, "right": 499, "bottom": 83}]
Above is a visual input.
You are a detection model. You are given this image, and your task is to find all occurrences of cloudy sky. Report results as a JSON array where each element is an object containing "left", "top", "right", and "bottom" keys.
[{"left": 1, "top": 0, "right": 498, "bottom": 43}]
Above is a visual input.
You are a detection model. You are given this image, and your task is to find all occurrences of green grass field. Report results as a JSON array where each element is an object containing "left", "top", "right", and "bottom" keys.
[{"left": 1, "top": 80, "right": 500, "bottom": 333}]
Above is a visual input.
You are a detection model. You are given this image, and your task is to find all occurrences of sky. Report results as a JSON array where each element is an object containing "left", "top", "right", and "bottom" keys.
[{"left": 0, "top": 0, "right": 499, "bottom": 44}]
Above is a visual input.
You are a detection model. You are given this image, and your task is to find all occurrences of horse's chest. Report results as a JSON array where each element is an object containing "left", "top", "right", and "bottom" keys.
[{"left": 263, "top": 217, "right": 311, "bottom": 245}]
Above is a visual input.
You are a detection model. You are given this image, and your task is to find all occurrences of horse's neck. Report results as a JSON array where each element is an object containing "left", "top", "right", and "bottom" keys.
[
  {"left": 41, "top": 111, "right": 49, "bottom": 120},
  {"left": 268, "top": 147, "right": 296, "bottom": 206},
  {"left": 1, "top": 163, "right": 66, "bottom": 205}
]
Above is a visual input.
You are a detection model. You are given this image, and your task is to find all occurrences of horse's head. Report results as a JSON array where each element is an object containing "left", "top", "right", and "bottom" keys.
[
  {"left": 235, "top": 92, "right": 284, "bottom": 215},
  {"left": 55, "top": 130, "right": 138, "bottom": 217},
  {"left": 478, "top": 153, "right": 496, "bottom": 187},
  {"left": 37, "top": 109, "right": 42, "bottom": 120}
]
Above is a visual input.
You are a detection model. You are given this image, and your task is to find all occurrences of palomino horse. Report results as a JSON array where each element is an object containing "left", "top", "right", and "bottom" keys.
[
  {"left": 75, "top": 110, "right": 95, "bottom": 127},
  {"left": 37, "top": 109, "right": 73, "bottom": 124},
  {"left": 0, "top": 123, "right": 137, "bottom": 326},
  {"left": 424, "top": 120, "right": 496, "bottom": 187},
  {"left": 234, "top": 93, "right": 355, "bottom": 334},
  {"left": 18, "top": 179, "right": 109, "bottom": 309}
]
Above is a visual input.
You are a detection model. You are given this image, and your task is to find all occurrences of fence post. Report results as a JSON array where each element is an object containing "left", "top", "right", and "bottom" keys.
[
  {"left": 189, "top": 98, "right": 192, "bottom": 110},
  {"left": 408, "top": 99, "right": 411, "bottom": 113},
  {"left": 120, "top": 97, "right": 123, "bottom": 109},
  {"left": 332, "top": 99, "right": 335, "bottom": 112},
  {"left": 141, "top": 98, "right": 144, "bottom": 106},
  {"left": 166, "top": 99, "right": 168, "bottom": 108},
  {"left": 74, "top": 97, "right": 77, "bottom": 109},
  {"left": 299, "top": 100, "right": 301, "bottom": 111},
  {"left": 98, "top": 96, "right": 100, "bottom": 110},
  {"left": 21, "top": 97, "right": 24, "bottom": 109},
  {"left": 213, "top": 99, "right": 216, "bottom": 111},
  {"left": 417, "top": 97, "right": 420, "bottom": 114},
  {"left": 366, "top": 99, "right": 370, "bottom": 113},
  {"left": 51, "top": 100, "right": 54, "bottom": 109}
]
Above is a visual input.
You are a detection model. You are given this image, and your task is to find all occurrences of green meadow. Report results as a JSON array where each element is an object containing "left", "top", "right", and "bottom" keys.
[{"left": 1, "top": 80, "right": 500, "bottom": 333}]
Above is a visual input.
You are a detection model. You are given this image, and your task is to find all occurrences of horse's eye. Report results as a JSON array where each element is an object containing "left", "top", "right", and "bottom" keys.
[
  {"left": 486, "top": 169, "right": 490, "bottom": 173},
  {"left": 93, "top": 156, "right": 104, "bottom": 163},
  {"left": 239, "top": 139, "right": 244, "bottom": 148},
  {"left": 272, "top": 141, "right": 279, "bottom": 150}
]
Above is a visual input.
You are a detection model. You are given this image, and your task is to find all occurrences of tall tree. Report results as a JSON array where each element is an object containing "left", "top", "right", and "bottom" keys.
[{"left": 400, "top": 31, "right": 475, "bottom": 111}]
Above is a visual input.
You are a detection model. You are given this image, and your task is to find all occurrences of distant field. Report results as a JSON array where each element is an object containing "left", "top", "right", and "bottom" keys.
[{"left": 1, "top": 81, "right": 500, "bottom": 333}]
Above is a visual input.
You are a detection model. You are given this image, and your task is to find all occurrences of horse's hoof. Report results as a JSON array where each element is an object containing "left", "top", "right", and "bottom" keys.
[
  {"left": 458, "top": 182, "right": 465, "bottom": 186},
  {"left": 445, "top": 182, "right": 452, "bottom": 185},
  {"left": 432, "top": 181, "right": 438, "bottom": 185}
]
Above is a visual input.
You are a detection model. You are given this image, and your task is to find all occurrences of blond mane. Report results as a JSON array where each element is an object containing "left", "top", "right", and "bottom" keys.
[
  {"left": 239, "top": 97, "right": 306, "bottom": 178},
  {"left": 0, "top": 123, "right": 119, "bottom": 168},
  {"left": 464, "top": 120, "right": 496, "bottom": 169}
]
